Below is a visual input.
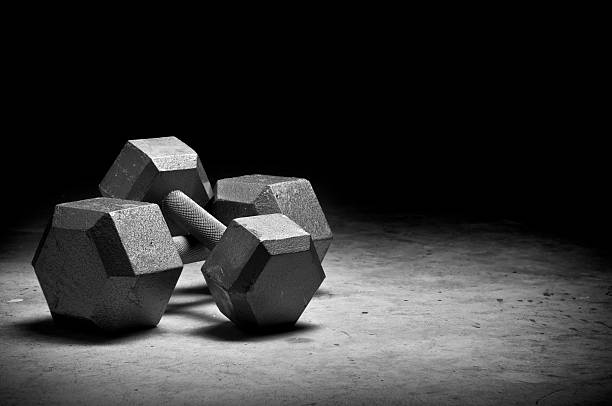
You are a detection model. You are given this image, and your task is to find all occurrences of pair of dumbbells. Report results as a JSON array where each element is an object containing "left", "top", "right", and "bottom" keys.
[{"left": 32, "top": 137, "right": 332, "bottom": 330}]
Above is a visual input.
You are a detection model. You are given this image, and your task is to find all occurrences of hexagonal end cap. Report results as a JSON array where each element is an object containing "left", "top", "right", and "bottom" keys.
[
  {"left": 99, "top": 137, "right": 213, "bottom": 234},
  {"left": 202, "top": 214, "right": 325, "bottom": 328},
  {"left": 212, "top": 174, "right": 333, "bottom": 261},
  {"left": 32, "top": 198, "right": 183, "bottom": 330}
]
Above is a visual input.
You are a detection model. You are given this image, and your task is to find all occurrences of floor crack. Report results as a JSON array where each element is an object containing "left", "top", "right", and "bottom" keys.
[{"left": 535, "top": 388, "right": 565, "bottom": 405}]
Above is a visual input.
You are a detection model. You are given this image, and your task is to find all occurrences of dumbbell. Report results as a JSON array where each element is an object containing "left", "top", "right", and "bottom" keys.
[
  {"left": 211, "top": 174, "right": 332, "bottom": 262},
  {"left": 162, "top": 190, "right": 325, "bottom": 327},
  {"left": 32, "top": 198, "right": 210, "bottom": 331}
]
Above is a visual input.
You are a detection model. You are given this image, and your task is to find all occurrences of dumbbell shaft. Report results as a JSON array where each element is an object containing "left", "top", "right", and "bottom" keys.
[
  {"left": 172, "top": 235, "right": 209, "bottom": 263},
  {"left": 163, "top": 190, "right": 226, "bottom": 251}
]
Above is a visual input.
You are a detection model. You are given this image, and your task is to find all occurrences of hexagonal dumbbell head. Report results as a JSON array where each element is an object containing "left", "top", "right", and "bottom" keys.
[
  {"left": 202, "top": 214, "right": 325, "bottom": 328},
  {"left": 99, "top": 137, "right": 213, "bottom": 235},
  {"left": 212, "top": 175, "right": 332, "bottom": 261},
  {"left": 31, "top": 198, "right": 183, "bottom": 330}
]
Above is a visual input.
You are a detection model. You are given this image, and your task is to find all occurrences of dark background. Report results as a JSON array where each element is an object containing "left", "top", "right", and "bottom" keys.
[{"left": 3, "top": 17, "right": 608, "bottom": 246}]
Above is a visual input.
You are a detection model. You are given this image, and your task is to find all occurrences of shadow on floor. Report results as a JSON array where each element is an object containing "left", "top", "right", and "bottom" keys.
[
  {"left": 172, "top": 284, "right": 210, "bottom": 295},
  {"left": 194, "top": 321, "right": 320, "bottom": 342},
  {"left": 14, "top": 316, "right": 159, "bottom": 345},
  {"left": 313, "top": 288, "right": 334, "bottom": 298},
  {"left": 164, "top": 297, "right": 215, "bottom": 315}
]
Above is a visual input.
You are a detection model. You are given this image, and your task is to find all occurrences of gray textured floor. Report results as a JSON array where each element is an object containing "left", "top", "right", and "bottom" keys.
[{"left": 1, "top": 210, "right": 611, "bottom": 405}]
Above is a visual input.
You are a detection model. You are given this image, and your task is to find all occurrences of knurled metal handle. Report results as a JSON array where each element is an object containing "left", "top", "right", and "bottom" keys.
[
  {"left": 172, "top": 235, "right": 209, "bottom": 264},
  {"left": 162, "top": 190, "right": 227, "bottom": 250}
]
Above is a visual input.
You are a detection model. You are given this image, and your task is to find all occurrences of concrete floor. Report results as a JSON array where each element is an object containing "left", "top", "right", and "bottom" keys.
[{"left": 1, "top": 209, "right": 611, "bottom": 405}]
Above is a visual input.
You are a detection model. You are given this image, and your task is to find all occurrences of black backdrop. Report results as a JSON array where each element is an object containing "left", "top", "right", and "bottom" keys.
[
  {"left": 3, "top": 23, "right": 609, "bottom": 246},
  {"left": 6, "top": 98, "right": 609, "bottom": 246}
]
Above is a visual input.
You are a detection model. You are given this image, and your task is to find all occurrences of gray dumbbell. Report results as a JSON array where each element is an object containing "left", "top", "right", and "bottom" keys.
[{"left": 162, "top": 190, "right": 325, "bottom": 328}]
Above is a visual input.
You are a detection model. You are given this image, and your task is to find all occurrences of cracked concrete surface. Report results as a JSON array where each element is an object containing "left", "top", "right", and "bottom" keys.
[{"left": 1, "top": 209, "right": 611, "bottom": 405}]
